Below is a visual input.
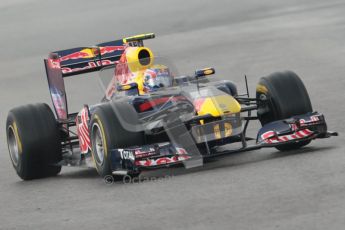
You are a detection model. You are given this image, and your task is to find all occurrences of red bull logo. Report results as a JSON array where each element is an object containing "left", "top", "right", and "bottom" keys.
[
  {"left": 59, "top": 46, "right": 124, "bottom": 62},
  {"left": 61, "top": 59, "right": 116, "bottom": 74}
]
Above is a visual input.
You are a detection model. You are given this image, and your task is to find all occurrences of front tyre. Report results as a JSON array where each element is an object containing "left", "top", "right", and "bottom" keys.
[
  {"left": 90, "top": 102, "right": 144, "bottom": 178},
  {"left": 6, "top": 103, "right": 62, "bottom": 180},
  {"left": 256, "top": 71, "right": 312, "bottom": 151}
]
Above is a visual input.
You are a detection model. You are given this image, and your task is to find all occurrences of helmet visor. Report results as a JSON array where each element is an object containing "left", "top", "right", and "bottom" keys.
[{"left": 146, "top": 75, "right": 172, "bottom": 88}]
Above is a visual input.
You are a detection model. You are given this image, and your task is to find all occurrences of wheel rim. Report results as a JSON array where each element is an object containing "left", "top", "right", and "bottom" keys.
[
  {"left": 7, "top": 126, "right": 19, "bottom": 167},
  {"left": 91, "top": 123, "right": 105, "bottom": 165}
]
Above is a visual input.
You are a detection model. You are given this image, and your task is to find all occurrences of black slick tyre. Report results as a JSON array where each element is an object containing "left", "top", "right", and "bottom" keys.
[
  {"left": 6, "top": 103, "right": 62, "bottom": 180},
  {"left": 256, "top": 71, "right": 312, "bottom": 151},
  {"left": 90, "top": 102, "right": 144, "bottom": 178}
]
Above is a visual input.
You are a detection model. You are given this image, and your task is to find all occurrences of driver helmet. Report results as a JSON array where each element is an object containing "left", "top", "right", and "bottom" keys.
[{"left": 143, "top": 64, "right": 173, "bottom": 92}]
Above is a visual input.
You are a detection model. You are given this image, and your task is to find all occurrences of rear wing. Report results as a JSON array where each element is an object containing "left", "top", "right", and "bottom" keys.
[
  {"left": 44, "top": 33, "right": 155, "bottom": 120},
  {"left": 47, "top": 39, "right": 124, "bottom": 77}
]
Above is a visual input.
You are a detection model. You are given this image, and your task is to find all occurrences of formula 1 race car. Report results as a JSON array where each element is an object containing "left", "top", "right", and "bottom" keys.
[{"left": 6, "top": 33, "right": 338, "bottom": 180}]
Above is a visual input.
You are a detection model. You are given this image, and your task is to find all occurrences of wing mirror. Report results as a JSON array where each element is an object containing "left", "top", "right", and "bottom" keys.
[
  {"left": 195, "top": 67, "right": 215, "bottom": 78},
  {"left": 117, "top": 83, "right": 139, "bottom": 95}
]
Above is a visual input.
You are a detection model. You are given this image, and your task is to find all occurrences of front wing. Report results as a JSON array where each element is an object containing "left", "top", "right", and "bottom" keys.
[{"left": 108, "top": 111, "right": 337, "bottom": 175}]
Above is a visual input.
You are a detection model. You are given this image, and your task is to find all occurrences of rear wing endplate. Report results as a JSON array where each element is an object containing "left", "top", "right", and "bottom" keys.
[{"left": 44, "top": 33, "right": 154, "bottom": 120}]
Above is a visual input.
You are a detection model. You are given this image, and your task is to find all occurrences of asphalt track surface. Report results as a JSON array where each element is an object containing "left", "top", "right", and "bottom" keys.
[{"left": 1, "top": 0, "right": 345, "bottom": 229}]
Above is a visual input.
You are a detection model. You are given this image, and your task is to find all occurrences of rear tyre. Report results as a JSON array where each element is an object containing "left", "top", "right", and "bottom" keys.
[
  {"left": 6, "top": 103, "right": 62, "bottom": 180},
  {"left": 256, "top": 71, "right": 312, "bottom": 151},
  {"left": 90, "top": 102, "right": 144, "bottom": 178}
]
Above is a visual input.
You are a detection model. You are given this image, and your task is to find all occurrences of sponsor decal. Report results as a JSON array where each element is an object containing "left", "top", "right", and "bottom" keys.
[
  {"left": 116, "top": 146, "right": 160, "bottom": 159},
  {"left": 50, "top": 46, "right": 124, "bottom": 74},
  {"left": 114, "top": 51, "right": 131, "bottom": 85},
  {"left": 61, "top": 59, "right": 116, "bottom": 74},
  {"left": 300, "top": 115, "right": 319, "bottom": 125},
  {"left": 118, "top": 149, "right": 135, "bottom": 161},
  {"left": 77, "top": 108, "right": 91, "bottom": 153},
  {"left": 261, "top": 129, "right": 313, "bottom": 144},
  {"left": 48, "top": 58, "right": 60, "bottom": 69},
  {"left": 175, "top": 147, "right": 188, "bottom": 155},
  {"left": 59, "top": 46, "right": 124, "bottom": 62},
  {"left": 224, "top": 122, "right": 232, "bottom": 137},
  {"left": 50, "top": 87, "right": 67, "bottom": 119},
  {"left": 213, "top": 124, "right": 221, "bottom": 139},
  {"left": 135, "top": 155, "right": 191, "bottom": 167},
  {"left": 134, "top": 147, "right": 156, "bottom": 158}
]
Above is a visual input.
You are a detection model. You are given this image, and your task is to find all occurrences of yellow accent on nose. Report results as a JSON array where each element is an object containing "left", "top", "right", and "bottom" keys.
[{"left": 197, "top": 95, "right": 241, "bottom": 117}]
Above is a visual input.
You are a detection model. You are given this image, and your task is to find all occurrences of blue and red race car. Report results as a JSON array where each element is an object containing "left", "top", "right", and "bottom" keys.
[{"left": 6, "top": 33, "right": 337, "bottom": 180}]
